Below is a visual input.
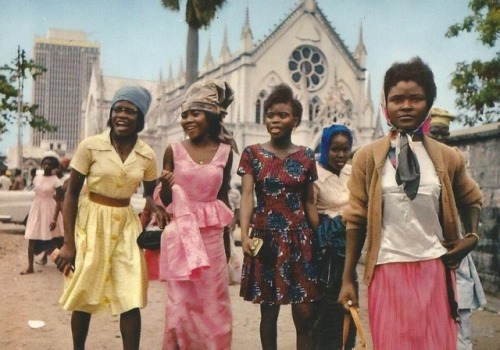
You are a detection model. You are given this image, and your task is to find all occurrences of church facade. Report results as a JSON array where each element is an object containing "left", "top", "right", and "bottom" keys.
[{"left": 82, "top": 0, "right": 381, "bottom": 173}]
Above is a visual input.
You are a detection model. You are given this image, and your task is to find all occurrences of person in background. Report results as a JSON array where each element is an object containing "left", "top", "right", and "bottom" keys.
[
  {"left": 21, "top": 151, "right": 64, "bottom": 275},
  {"left": 157, "top": 79, "right": 236, "bottom": 349},
  {"left": 26, "top": 167, "right": 38, "bottom": 191},
  {"left": 238, "top": 83, "right": 320, "bottom": 350},
  {"left": 0, "top": 168, "right": 12, "bottom": 191},
  {"left": 338, "top": 57, "right": 483, "bottom": 349},
  {"left": 54, "top": 85, "right": 165, "bottom": 350},
  {"left": 10, "top": 168, "right": 25, "bottom": 190},
  {"left": 429, "top": 107, "right": 487, "bottom": 350},
  {"left": 227, "top": 179, "right": 242, "bottom": 285},
  {"left": 312, "top": 124, "right": 356, "bottom": 349}
]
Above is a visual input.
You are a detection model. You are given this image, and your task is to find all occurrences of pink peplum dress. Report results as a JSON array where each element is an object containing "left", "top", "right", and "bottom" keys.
[{"left": 160, "top": 142, "right": 233, "bottom": 350}]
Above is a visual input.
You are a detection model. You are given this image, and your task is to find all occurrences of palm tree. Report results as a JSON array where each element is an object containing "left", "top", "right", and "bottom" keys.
[{"left": 162, "top": 0, "right": 227, "bottom": 89}]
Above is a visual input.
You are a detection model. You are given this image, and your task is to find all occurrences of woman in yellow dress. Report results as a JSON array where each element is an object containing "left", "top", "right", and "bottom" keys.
[{"left": 55, "top": 85, "right": 167, "bottom": 350}]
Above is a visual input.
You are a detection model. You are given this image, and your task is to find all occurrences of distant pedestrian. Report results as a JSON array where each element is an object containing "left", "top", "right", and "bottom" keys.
[
  {"left": 10, "top": 168, "right": 25, "bottom": 190},
  {"left": 0, "top": 168, "right": 12, "bottom": 191},
  {"left": 429, "top": 107, "right": 487, "bottom": 350},
  {"left": 21, "top": 151, "right": 64, "bottom": 275}
]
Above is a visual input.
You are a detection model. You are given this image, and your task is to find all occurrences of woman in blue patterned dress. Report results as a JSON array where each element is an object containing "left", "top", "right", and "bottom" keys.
[{"left": 238, "top": 83, "right": 320, "bottom": 350}]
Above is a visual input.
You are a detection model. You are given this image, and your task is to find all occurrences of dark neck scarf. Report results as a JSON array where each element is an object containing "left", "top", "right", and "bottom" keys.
[{"left": 394, "top": 132, "right": 420, "bottom": 200}]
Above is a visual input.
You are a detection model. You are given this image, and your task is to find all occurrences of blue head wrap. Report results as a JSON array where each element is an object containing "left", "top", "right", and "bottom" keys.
[
  {"left": 318, "top": 124, "right": 353, "bottom": 169},
  {"left": 111, "top": 85, "right": 152, "bottom": 117}
]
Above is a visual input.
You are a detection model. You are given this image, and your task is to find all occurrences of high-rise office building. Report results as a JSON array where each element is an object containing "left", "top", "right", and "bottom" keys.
[{"left": 31, "top": 29, "right": 100, "bottom": 152}]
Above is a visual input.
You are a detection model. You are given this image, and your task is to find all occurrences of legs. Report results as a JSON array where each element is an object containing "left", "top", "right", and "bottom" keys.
[
  {"left": 260, "top": 304, "right": 281, "bottom": 350},
  {"left": 71, "top": 311, "right": 91, "bottom": 350},
  {"left": 120, "top": 308, "right": 141, "bottom": 350},
  {"left": 292, "top": 303, "right": 315, "bottom": 350},
  {"left": 20, "top": 239, "right": 35, "bottom": 274},
  {"left": 70, "top": 309, "right": 141, "bottom": 350}
]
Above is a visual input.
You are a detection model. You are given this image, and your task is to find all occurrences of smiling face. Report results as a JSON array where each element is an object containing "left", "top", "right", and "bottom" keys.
[
  {"left": 386, "top": 81, "right": 429, "bottom": 133},
  {"left": 181, "top": 110, "right": 211, "bottom": 141},
  {"left": 328, "top": 133, "right": 351, "bottom": 175},
  {"left": 110, "top": 100, "right": 139, "bottom": 136},
  {"left": 264, "top": 102, "right": 298, "bottom": 139}
]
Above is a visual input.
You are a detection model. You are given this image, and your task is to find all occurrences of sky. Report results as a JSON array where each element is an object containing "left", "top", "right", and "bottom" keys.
[{"left": 0, "top": 0, "right": 494, "bottom": 156}]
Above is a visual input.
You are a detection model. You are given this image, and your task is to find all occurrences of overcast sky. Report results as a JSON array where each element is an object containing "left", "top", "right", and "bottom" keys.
[{"left": 0, "top": 0, "right": 493, "bottom": 154}]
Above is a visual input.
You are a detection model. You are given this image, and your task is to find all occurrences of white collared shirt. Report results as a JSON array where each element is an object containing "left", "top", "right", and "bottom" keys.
[
  {"left": 313, "top": 163, "right": 351, "bottom": 218},
  {"left": 377, "top": 142, "right": 447, "bottom": 264}
]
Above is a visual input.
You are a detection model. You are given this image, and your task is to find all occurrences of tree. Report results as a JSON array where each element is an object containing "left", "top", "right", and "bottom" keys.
[
  {"left": 0, "top": 47, "right": 57, "bottom": 136},
  {"left": 161, "top": 0, "right": 227, "bottom": 89},
  {"left": 446, "top": 0, "right": 500, "bottom": 126}
]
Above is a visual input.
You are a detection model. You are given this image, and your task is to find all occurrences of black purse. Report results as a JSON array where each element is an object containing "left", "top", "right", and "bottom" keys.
[{"left": 137, "top": 228, "right": 163, "bottom": 250}]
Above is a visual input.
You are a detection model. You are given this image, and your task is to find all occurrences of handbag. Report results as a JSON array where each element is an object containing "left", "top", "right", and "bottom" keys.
[
  {"left": 342, "top": 306, "right": 368, "bottom": 349},
  {"left": 137, "top": 227, "right": 163, "bottom": 250}
]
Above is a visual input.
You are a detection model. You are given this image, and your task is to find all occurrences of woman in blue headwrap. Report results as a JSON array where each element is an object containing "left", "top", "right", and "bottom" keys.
[
  {"left": 312, "top": 124, "right": 356, "bottom": 349},
  {"left": 55, "top": 85, "right": 168, "bottom": 349}
]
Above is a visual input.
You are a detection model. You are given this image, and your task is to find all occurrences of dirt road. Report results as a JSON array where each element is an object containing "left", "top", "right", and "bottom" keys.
[{"left": 1, "top": 224, "right": 499, "bottom": 349}]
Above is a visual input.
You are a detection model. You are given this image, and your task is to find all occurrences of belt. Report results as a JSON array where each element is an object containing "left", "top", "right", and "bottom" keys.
[{"left": 88, "top": 192, "right": 130, "bottom": 207}]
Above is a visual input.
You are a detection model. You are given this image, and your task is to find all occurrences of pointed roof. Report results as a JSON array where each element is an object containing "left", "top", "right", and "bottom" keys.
[
  {"left": 240, "top": 7, "right": 254, "bottom": 53},
  {"left": 219, "top": 26, "right": 232, "bottom": 62},
  {"left": 252, "top": 0, "right": 364, "bottom": 72},
  {"left": 354, "top": 23, "right": 367, "bottom": 68},
  {"left": 203, "top": 38, "right": 215, "bottom": 70}
]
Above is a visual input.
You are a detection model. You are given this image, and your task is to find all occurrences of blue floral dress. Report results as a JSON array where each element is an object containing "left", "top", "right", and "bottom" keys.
[{"left": 237, "top": 144, "right": 321, "bottom": 305}]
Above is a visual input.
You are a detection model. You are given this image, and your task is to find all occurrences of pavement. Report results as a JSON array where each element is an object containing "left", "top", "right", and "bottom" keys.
[{"left": 1, "top": 222, "right": 499, "bottom": 349}]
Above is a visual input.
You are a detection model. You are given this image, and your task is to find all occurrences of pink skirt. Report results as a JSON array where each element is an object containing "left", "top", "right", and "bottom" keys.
[{"left": 368, "top": 258, "right": 457, "bottom": 350}]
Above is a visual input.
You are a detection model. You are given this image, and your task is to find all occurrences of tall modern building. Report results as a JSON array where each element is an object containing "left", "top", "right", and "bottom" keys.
[{"left": 31, "top": 29, "right": 100, "bottom": 153}]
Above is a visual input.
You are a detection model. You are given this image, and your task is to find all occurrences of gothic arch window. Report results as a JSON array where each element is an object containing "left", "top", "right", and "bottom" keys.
[
  {"left": 288, "top": 45, "right": 327, "bottom": 92},
  {"left": 255, "top": 90, "right": 267, "bottom": 124},
  {"left": 309, "top": 96, "right": 321, "bottom": 121}
]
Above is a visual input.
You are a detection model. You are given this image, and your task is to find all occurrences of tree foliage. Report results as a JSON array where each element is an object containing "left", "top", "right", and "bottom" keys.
[
  {"left": 161, "top": 0, "right": 227, "bottom": 88},
  {"left": 446, "top": 0, "right": 500, "bottom": 125},
  {"left": 0, "top": 48, "right": 57, "bottom": 136}
]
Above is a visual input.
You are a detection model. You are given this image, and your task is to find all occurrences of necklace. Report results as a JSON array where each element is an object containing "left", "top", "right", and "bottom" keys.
[{"left": 111, "top": 138, "right": 124, "bottom": 154}]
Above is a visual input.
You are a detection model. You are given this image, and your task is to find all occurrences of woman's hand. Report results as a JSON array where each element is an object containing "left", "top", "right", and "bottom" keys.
[
  {"left": 54, "top": 243, "right": 76, "bottom": 276},
  {"left": 159, "top": 170, "right": 175, "bottom": 188},
  {"left": 49, "top": 220, "right": 57, "bottom": 231},
  {"left": 241, "top": 235, "right": 253, "bottom": 256},
  {"left": 338, "top": 281, "right": 359, "bottom": 311},
  {"left": 441, "top": 236, "right": 478, "bottom": 270},
  {"left": 154, "top": 206, "right": 170, "bottom": 229}
]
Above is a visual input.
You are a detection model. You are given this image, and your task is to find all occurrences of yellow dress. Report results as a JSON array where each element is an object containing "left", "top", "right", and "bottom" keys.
[{"left": 60, "top": 130, "right": 157, "bottom": 315}]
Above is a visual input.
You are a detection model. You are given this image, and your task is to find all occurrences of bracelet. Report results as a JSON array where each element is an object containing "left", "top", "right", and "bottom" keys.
[{"left": 465, "top": 232, "right": 480, "bottom": 241}]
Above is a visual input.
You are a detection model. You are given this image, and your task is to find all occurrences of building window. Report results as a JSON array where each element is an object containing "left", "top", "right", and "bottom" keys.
[
  {"left": 309, "top": 96, "right": 321, "bottom": 121},
  {"left": 288, "top": 45, "right": 327, "bottom": 92},
  {"left": 255, "top": 90, "right": 267, "bottom": 124}
]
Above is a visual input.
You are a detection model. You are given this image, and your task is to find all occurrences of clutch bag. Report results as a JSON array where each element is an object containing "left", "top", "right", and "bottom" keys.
[{"left": 249, "top": 238, "right": 263, "bottom": 257}]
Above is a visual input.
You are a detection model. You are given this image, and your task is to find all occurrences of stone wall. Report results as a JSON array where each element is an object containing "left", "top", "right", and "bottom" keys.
[{"left": 447, "top": 122, "right": 500, "bottom": 296}]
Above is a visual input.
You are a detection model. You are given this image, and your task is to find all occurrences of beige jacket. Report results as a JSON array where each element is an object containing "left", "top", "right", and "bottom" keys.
[{"left": 343, "top": 135, "right": 483, "bottom": 286}]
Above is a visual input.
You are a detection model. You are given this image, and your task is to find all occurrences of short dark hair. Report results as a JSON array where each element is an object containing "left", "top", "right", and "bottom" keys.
[
  {"left": 264, "top": 83, "right": 303, "bottom": 126},
  {"left": 383, "top": 57, "right": 436, "bottom": 110}
]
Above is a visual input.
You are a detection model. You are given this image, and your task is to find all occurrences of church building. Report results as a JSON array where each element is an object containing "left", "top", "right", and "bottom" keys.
[{"left": 82, "top": 0, "right": 381, "bottom": 173}]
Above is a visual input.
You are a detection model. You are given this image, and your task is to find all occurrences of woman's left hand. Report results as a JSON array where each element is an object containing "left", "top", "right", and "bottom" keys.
[
  {"left": 441, "top": 236, "right": 478, "bottom": 270},
  {"left": 154, "top": 206, "right": 170, "bottom": 229},
  {"left": 49, "top": 221, "right": 57, "bottom": 231}
]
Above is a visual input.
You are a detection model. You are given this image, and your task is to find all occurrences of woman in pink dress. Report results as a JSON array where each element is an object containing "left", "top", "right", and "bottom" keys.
[
  {"left": 21, "top": 150, "right": 64, "bottom": 274},
  {"left": 157, "top": 80, "right": 237, "bottom": 349}
]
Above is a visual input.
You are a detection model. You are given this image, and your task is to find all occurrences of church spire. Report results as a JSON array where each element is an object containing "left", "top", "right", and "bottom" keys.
[
  {"left": 302, "top": 0, "right": 317, "bottom": 13},
  {"left": 203, "top": 38, "right": 215, "bottom": 70},
  {"left": 177, "top": 56, "right": 185, "bottom": 82},
  {"left": 219, "top": 25, "right": 232, "bottom": 62},
  {"left": 354, "top": 22, "right": 367, "bottom": 68},
  {"left": 241, "top": 6, "right": 254, "bottom": 53}
]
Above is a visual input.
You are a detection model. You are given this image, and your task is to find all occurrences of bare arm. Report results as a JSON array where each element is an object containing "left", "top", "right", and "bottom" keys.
[
  {"left": 304, "top": 181, "right": 319, "bottom": 233},
  {"left": 50, "top": 186, "right": 64, "bottom": 231},
  {"left": 143, "top": 180, "right": 168, "bottom": 229},
  {"left": 158, "top": 145, "right": 175, "bottom": 206},
  {"left": 338, "top": 228, "right": 366, "bottom": 310},
  {"left": 239, "top": 174, "right": 255, "bottom": 256},
  {"left": 217, "top": 151, "right": 233, "bottom": 209},
  {"left": 55, "top": 169, "right": 85, "bottom": 274}
]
